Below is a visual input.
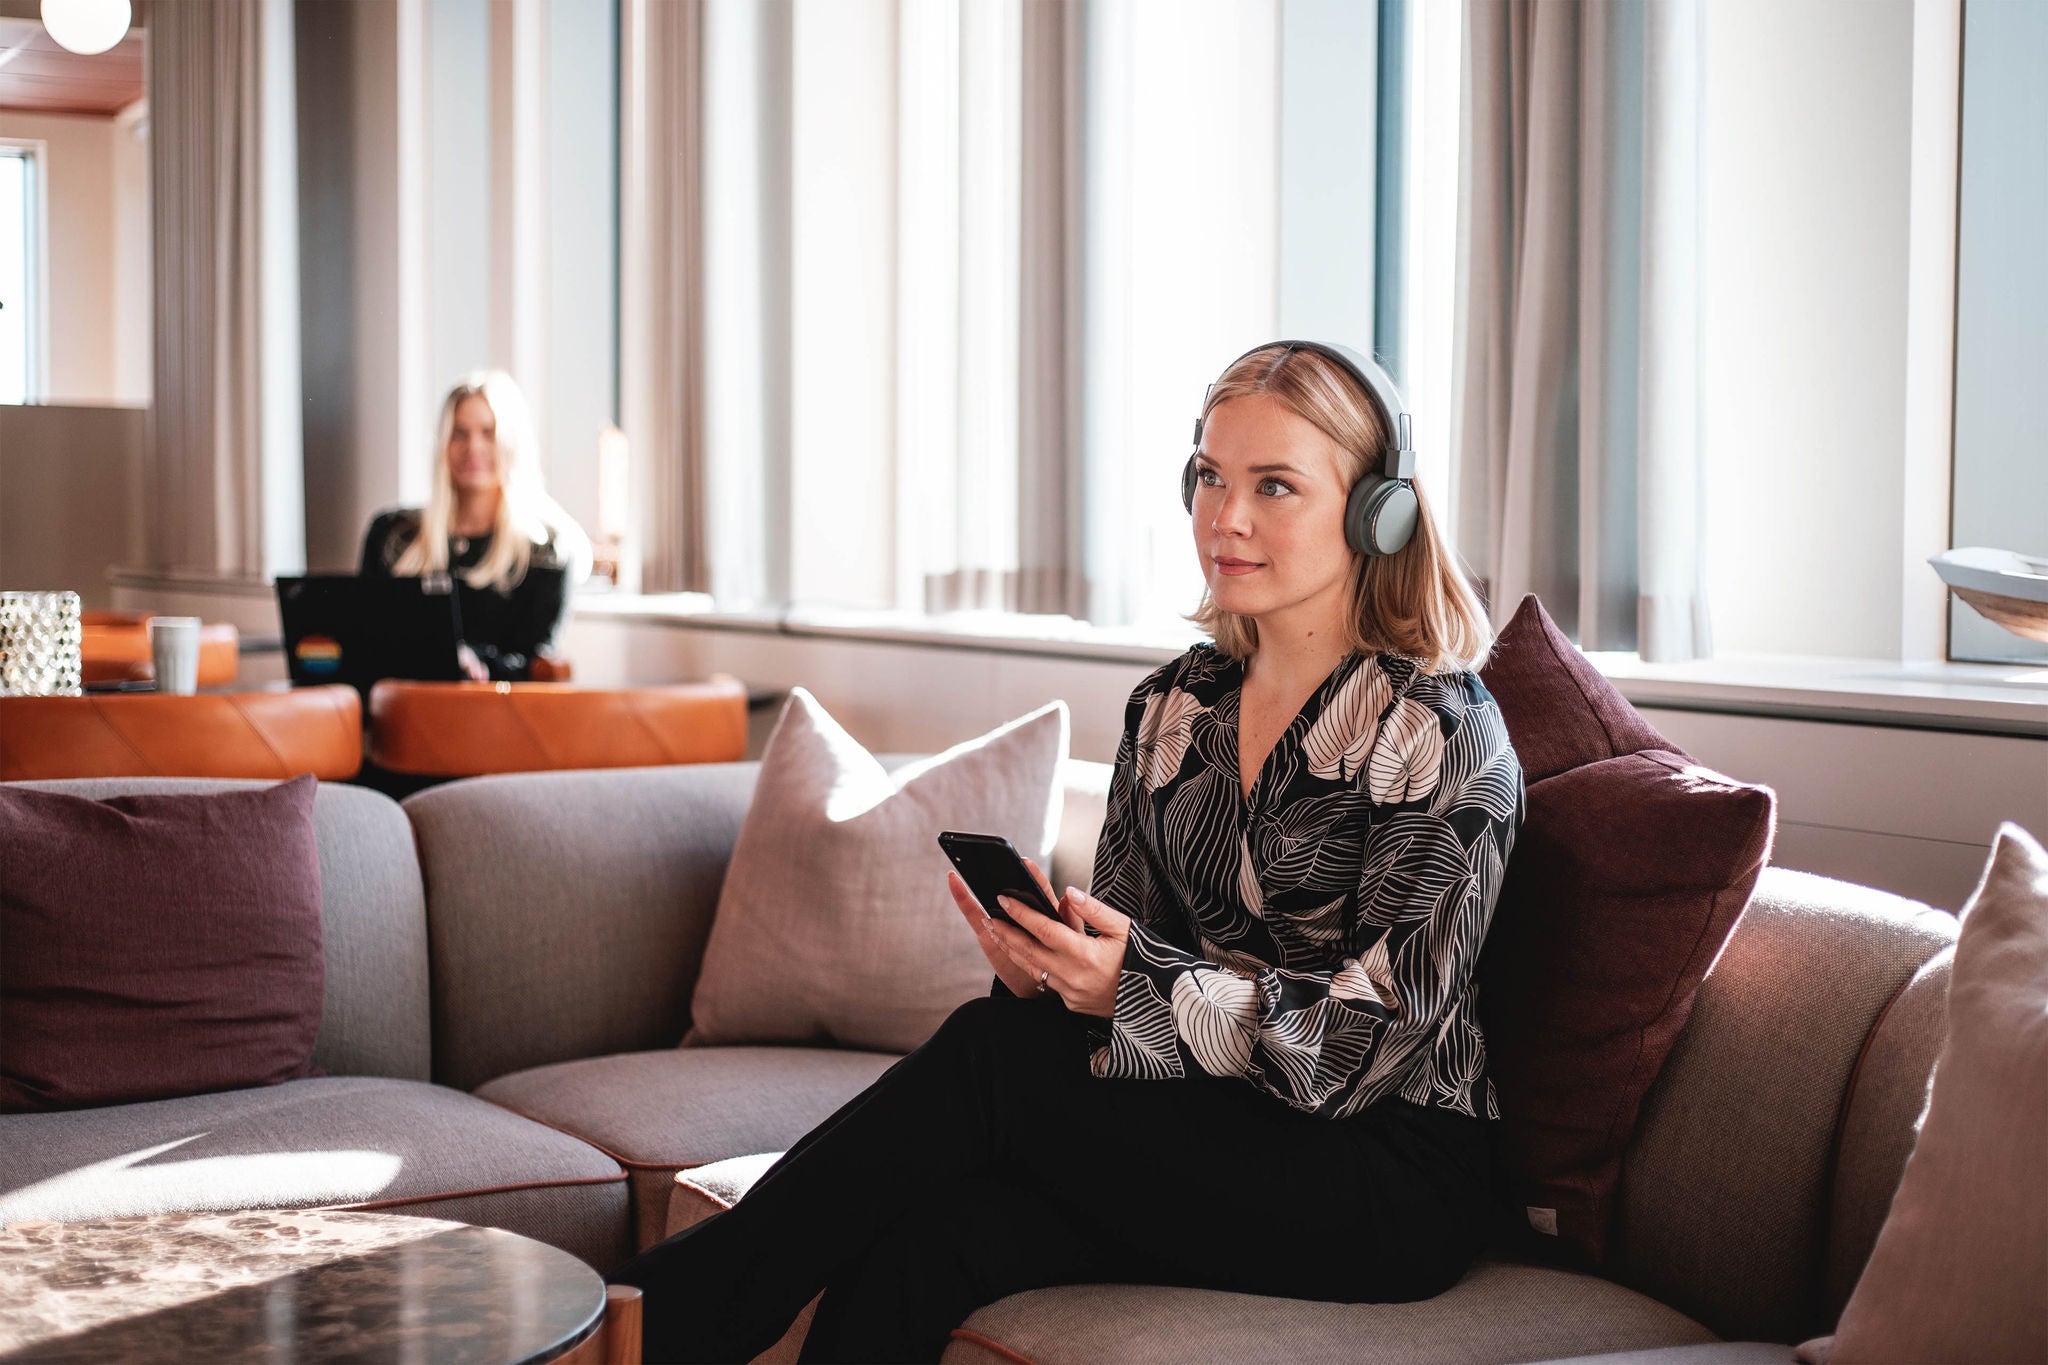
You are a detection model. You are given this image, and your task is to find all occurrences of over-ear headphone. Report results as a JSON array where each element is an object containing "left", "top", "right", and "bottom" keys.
[{"left": 1180, "top": 339, "right": 1420, "bottom": 558}]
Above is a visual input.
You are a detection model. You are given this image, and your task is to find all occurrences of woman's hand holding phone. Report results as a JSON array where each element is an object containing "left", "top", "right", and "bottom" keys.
[
  {"left": 948, "top": 867, "right": 1051, "bottom": 1001},
  {"left": 947, "top": 856, "right": 1130, "bottom": 1019}
]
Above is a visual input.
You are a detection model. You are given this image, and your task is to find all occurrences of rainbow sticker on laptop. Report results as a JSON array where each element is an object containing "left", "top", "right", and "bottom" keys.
[{"left": 294, "top": 634, "right": 343, "bottom": 676}]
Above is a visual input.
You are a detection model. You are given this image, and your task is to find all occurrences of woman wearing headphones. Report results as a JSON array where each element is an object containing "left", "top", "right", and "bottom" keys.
[
  {"left": 359, "top": 370, "right": 591, "bottom": 681},
  {"left": 610, "top": 341, "right": 1523, "bottom": 1363}
]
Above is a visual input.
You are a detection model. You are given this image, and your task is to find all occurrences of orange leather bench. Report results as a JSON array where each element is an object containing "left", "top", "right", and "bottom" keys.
[
  {"left": 80, "top": 610, "right": 241, "bottom": 688},
  {"left": 0, "top": 686, "right": 362, "bottom": 781},
  {"left": 368, "top": 676, "right": 748, "bottom": 777}
]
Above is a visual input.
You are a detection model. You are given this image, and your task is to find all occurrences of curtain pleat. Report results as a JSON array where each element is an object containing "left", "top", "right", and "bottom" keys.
[
  {"left": 147, "top": 0, "right": 301, "bottom": 579},
  {"left": 620, "top": 0, "right": 708, "bottom": 594},
  {"left": 1455, "top": 0, "right": 1710, "bottom": 661}
]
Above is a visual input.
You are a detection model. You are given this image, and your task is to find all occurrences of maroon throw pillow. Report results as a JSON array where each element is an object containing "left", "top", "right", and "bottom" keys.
[
  {"left": 0, "top": 775, "right": 326, "bottom": 1112},
  {"left": 1478, "top": 596, "right": 1775, "bottom": 1263}
]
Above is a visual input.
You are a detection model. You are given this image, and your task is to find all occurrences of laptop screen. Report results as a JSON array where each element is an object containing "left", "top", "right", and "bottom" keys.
[{"left": 275, "top": 575, "right": 466, "bottom": 697}]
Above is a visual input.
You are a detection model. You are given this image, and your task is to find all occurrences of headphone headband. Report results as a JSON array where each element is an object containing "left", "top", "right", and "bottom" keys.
[{"left": 1196, "top": 340, "right": 1415, "bottom": 480}]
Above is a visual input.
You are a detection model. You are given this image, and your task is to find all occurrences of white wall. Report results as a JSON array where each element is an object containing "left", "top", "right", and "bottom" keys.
[
  {"left": 110, "top": 102, "right": 150, "bottom": 405},
  {"left": 1700, "top": 0, "right": 1920, "bottom": 659},
  {"left": 0, "top": 109, "right": 148, "bottom": 405}
]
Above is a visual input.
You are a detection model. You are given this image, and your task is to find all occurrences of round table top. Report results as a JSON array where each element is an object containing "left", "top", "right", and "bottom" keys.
[{"left": 0, "top": 1210, "right": 605, "bottom": 1364}]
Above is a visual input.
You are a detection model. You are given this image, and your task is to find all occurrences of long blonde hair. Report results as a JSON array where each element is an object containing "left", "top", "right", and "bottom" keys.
[
  {"left": 394, "top": 371, "right": 591, "bottom": 592},
  {"left": 1187, "top": 344, "right": 1492, "bottom": 673}
]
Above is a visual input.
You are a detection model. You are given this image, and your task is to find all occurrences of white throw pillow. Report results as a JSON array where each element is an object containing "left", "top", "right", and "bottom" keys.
[{"left": 683, "top": 689, "right": 1069, "bottom": 1054}]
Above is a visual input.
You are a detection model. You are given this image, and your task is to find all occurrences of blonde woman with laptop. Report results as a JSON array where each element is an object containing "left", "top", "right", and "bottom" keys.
[
  {"left": 611, "top": 341, "right": 1524, "bottom": 1363},
  {"left": 360, "top": 370, "right": 591, "bottom": 682}
]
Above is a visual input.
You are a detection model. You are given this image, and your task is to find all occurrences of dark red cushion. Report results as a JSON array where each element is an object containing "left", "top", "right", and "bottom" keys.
[
  {"left": 1478, "top": 596, "right": 1775, "bottom": 1263},
  {"left": 0, "top": 776, "right": 326, "bottom": 1112}
]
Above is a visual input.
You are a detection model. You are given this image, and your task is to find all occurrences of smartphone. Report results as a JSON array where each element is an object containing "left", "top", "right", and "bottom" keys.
[{"left": 937, "top": 830, "right": 1060, "bottom": 925}]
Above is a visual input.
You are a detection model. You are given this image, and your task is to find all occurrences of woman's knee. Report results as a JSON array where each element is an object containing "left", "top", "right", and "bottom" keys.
[{"left": 928, "top": 993, "right": 1068, "bottom": 1057}]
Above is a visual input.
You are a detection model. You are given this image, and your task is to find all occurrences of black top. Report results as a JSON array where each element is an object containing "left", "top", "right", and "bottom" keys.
[
  {"left": 1086, "top": 643, "right": 1524, "bottom": 1119},
  {"left": 359, "top": 509, "right": 574, "bottom": 682}
]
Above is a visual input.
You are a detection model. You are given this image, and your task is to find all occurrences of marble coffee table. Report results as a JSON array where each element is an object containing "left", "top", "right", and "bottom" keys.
[{"left": 0, "top": 1210, "right": 607, "bottom": 1363}]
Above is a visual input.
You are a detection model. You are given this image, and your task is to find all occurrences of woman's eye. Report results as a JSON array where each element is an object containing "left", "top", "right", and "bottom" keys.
[
  {"left": 1197, "top": 466, "right": 1222, "bottom": 487},
  {"left": 1258, "top": 478, "right": 1295, "bottom": 497}
]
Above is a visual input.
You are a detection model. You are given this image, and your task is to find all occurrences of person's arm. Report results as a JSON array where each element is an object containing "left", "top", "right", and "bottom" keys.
[
  {"left": 1089, "top": 682, "right": 1522, "bottom": 1118},
  {"left": 987, "top": 669, "right": 1183, "bottom": 1005},
  {"left": 465, "top": 561, "right": 569, "bottom": 681},
  {"left": 359, "top": 511, "right": 406, "bottom": 578}
]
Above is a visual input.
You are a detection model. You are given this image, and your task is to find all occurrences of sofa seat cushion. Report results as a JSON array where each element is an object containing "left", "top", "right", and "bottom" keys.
[
  {"left": 940, "top": 1262, "right": 1719, "bottom": 1365},
  {"left": 0, "top": 1076, "right": 630, "bottom": 1268},
  {"left": 475, "top": 1045, "right": 898, "bottom": 1249},
  {"left": 1532, "top": 1349, "right": 1795, "bottom": 1365}
]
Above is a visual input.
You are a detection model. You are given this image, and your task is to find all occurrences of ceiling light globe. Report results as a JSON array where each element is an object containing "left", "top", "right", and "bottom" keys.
[{"left": 39, "top": 0, "right": 132, "bottom": 56}]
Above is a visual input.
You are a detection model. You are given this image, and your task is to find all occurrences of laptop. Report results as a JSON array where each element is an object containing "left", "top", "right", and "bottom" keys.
[{"left": 275, "top": 575, "right": 466, "bottom": 697}]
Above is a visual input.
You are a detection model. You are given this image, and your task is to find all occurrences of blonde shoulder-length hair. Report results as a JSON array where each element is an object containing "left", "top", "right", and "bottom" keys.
[
  {"left": 1188, "top": 344, "right": 1492, "bottom": 673},
  {"left": 394, "top": 370, "right": 592, "bottom": 592}
]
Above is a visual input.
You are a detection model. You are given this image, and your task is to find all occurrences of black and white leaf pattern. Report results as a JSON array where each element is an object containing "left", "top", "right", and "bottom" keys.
[
  {"left": 1367, "top": 697, "right": 1445, "bottom": 804},
  {"left": 1091, "top": 645, "right": 1523, "bottom": 1120},
  {"left": 1300, "top": 661, "right": 1392, "bottom": 781},
  {"left": 1170, "top": 968, "right": 1260, "bottom": 1077}
]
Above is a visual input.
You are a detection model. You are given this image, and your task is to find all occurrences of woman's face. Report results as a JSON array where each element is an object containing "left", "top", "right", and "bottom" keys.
[
  {"left": 445, "top": 395, "right": 502, "bottom": 498},
  {"left": 1190, "top": 393, "right": 1357, "bottom": 632}
]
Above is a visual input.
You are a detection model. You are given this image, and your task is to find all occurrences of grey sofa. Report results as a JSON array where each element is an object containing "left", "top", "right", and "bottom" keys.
[{"left": 0, "top": 764, "right": 1959, "bottom": 1364}]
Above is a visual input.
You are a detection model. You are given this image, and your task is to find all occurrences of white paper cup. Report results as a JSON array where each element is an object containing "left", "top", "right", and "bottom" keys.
[{"left": 148, "top": 616, "right": 202, "bottom": 694}]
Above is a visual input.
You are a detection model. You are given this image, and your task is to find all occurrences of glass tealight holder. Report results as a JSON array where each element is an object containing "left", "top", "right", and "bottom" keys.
[{"left": 0, "top": 591, "right": 85, "bottom": 696}]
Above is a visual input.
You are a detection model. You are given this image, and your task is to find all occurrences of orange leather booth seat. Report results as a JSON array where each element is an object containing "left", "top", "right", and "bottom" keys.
[
  {"left": 80, "top": 611, "right": 241, "bottom": 687},
  {"left": 368, "top": 677, "right": 747, "bottom": 777},
  {"left": 0, "top": 686, "right": 362, "bottom": 781}
]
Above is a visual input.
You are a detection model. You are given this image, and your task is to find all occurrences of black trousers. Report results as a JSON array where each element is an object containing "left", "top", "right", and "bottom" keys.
[{"left": 608, "top": 992, "right": 1496, "bottom": 1364}]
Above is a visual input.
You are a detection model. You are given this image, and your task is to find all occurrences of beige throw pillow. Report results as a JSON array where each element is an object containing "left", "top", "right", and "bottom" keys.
[
  {"left": 683, "top": 689, "right": 1069, "bottom": 1054},
  {"left": 1817, "top": 822, "right": 2048, "bottom": 1364}
]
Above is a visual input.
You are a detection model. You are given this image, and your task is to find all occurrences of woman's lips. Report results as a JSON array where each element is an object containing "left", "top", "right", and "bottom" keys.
[{"left": 1213, "top": 558, "right": 1263, "bottom": 576}]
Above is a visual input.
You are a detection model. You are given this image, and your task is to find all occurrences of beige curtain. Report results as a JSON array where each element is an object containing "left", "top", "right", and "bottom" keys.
[
  {"left": 917, "top": 0, "right": 1091, "bottom": 618},
  {"left": 619, "top": 0, "right": 708, "bottom": 594},
  {"left": 146, "top": 0, "right": 303, "bottom": 578},
  {"left": 1455, "top": 0, "right": 1710, "bottom": 660}
]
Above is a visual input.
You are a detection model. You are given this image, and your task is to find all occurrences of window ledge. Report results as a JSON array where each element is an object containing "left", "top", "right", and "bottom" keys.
[
  {"left": 577, "top": 593, "right": 2048, "bottom": 738},
  {"left": 1584, "top": 650, "right": 2048, "bottom": 738}
]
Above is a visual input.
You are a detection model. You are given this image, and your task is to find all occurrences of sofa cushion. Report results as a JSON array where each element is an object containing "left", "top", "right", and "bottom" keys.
[
  {"left": 1823, "top": 824, "right": 2048, "bottom": 1364},
  {"left": 476, "top": 1045, "right": 898, "bottom": 1249},
  {"left": 0, "top": 776, "right": 326, "bottom": 1112},
  {"left": 406, "top": 763, "right": 763, "bottom": 1092},
  {"left": 14, "top": 777, "right": 431, "bottom": 1083},
  {"left": 0, "top": 1076, "right": 630, "bottom": 1268},
  {"left": 939, "top": 1261, "right": 1717, "bottom": 1365},
  {"left": 1529, "top": 1349, "right": 1797, "bottom": 1365},
  {"left": 685, "top": 690, "right": 1067, "bottom": 1053},
  {"left": 1475, "top": 595, "right": 1775, "bottom": 1263},
  {"left": 1822, "top": 946, "right": 1951, "bottom": 1322},
  {"left": 1610, "top": 869, "right": 1955, "bottom": 1345}
]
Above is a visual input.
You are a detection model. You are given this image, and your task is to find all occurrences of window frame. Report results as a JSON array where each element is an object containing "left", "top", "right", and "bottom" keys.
[{"left": 0, "top": 138, "right": 49, "bottom": 406}]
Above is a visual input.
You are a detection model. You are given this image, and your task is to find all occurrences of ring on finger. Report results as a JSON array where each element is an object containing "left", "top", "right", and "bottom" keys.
[{"left": 1038, "top": 968, "right": 1050, "bottom": 992}]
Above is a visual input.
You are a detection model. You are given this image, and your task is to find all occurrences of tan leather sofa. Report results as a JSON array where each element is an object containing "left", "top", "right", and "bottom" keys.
[
  {"left": 0, "top": 686, "right": 362, "bottom": 781},
  {"left": 0, "top": 763, "right": 1960, "bottom": 1364}
]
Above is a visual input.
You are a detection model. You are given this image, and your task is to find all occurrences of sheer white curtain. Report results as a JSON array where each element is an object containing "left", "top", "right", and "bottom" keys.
[
  {"left": 1454, "top": 0, "right": 1711, "bottom": 660},
  {"left": 146, "top": 0, "right": 304, "bottom": 578},
  {"left": 669, "top": 0, "right": 1278, "bottom": 625}
]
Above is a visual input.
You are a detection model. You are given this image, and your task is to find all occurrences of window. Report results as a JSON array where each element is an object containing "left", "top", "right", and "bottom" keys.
[
  {"left": 690, "top": 0, "right": 1434, "bottom": 635},
  {"left": 0, "top": 142, "right": 41, "bottom": 405},
  {"left": 1948, "top": 0, "right": 2048, "bottom": 664}
]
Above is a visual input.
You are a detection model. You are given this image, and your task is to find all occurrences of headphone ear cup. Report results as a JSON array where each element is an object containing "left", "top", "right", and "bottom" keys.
[
  {"left": 1181, "top": 456, "right": 1198, "bottom": 513},
  {"left": 1346, "top": 476, "right": 1420, "bottom": 556}
]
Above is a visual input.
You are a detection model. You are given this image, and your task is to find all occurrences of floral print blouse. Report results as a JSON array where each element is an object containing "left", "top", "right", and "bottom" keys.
[{"left": 1087, "top": 643, "right": 1523, "bottom": 1120}]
